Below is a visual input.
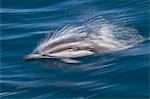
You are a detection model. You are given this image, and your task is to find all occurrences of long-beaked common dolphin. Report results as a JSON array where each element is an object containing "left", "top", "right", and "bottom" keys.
[
  {"left": 24, "top": 24, "right": 143, "bottom": 63},
  {"left": 24, "top": 38, "right": 123, "bottom": 63}
]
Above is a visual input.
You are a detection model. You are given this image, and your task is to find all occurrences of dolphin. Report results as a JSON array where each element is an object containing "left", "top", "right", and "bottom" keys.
[
  {"left": 25, "top": 24, "right": 137, "bottom": 63},
  {"left": 25, "top": 40, "right": 95, "bottom": 63},
  {"left": 24, "top": 37, "right": 118, "bottom": 63}
]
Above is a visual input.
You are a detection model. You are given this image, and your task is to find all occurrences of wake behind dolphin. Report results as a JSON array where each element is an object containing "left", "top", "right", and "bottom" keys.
[{"left": 25, "top": 17, "right": 143, "bottom": 63}]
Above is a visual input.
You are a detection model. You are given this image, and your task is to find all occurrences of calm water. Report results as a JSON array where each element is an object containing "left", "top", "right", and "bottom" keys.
[{"left": 1, "top": 0, "right": 149, "bottom": 98}]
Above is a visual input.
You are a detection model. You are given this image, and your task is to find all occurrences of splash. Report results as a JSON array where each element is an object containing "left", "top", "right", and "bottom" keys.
[{"left": 35, "top": 16, "right": 143, "bottom": 53}]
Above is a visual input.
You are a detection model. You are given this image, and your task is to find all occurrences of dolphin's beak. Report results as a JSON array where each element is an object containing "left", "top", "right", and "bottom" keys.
[{"left": 24, "top": 54, "right": 42, "bottom": 60}]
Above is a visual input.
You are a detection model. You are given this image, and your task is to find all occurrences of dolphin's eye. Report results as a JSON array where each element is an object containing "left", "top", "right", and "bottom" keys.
[{"left": 42, "top": 54, "right": 47, "bottom": 56}]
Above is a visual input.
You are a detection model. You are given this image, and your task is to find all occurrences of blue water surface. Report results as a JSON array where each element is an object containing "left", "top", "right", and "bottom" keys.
[{"left": 0, "top": 0, "right": 149, "bottom": 98}]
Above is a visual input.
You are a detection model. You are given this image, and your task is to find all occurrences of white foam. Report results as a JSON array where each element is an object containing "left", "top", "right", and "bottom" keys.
[{"left": 36, "top": 16, "right": 143, "bottom": 53}]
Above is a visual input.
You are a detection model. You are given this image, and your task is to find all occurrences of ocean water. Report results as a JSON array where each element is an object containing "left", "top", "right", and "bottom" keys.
[{"left": 0, "top": 0, "right": 149, "bottom": 98}]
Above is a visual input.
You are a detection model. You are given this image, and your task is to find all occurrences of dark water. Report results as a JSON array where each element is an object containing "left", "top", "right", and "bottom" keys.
[{"left": 1, "top": 0, "right": 149, "bottom": 98}]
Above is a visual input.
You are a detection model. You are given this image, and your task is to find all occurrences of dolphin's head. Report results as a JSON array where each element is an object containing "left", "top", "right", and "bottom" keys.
[{"left": 24, "top": 41, "right": 95, "bottom": 60}]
